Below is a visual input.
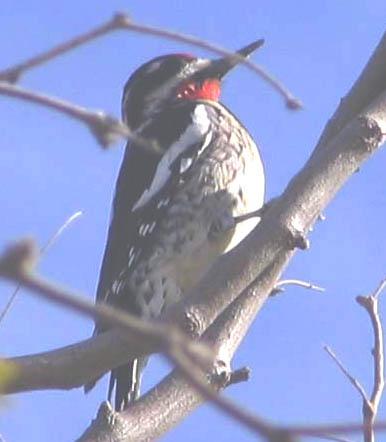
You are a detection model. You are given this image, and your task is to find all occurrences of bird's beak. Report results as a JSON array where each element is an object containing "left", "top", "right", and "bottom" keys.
[{"left": 203, "top": 39, "right": 264, "bottom": 79}]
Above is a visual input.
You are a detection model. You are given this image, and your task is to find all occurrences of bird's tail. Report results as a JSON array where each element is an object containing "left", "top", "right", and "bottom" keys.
[{"left": 108, "top": 357, "right": 148, "bottom": 411}]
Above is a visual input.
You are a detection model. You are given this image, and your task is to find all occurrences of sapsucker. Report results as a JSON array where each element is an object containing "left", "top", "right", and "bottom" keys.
[{"left": 85, "top": 41, "right": 266, "bottom": 411}]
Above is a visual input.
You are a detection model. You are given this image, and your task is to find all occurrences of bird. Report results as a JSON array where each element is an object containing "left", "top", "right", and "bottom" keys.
[{"left": 85, "top": 40, "right": 266, "bottom": 411}]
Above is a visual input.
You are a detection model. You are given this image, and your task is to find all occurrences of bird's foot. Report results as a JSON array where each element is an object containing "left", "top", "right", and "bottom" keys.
[
  {"left": 209, "top": 211, "right": 236, "bottom": 239},
  {"left": 233, "top": 197, "right": 278, "bottom": 225}
]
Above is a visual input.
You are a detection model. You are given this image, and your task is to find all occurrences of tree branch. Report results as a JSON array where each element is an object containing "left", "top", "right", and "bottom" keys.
[
  {"left": 0, "top": 211, "right": 82, "bottom": 327},
  {"left": 356, "top": 279, "right": 386, "bottom": 442},
  {"left": 78, "top": 259, "right": 296, "bottom": 442},
  {"left": 0, "top": 241, "right": 297, "bottom": 442},
  {"left": 0, "top": 13, "right": 300, "bottom": 108},
  {"left": 324, "top": 278, "right": 386, "bottom": 442},
  {"left": 0, "top": 81, "right": 131, "bottom": 148},
  {"left": 324, "top": 344, "right": 368, "bottom": 403}
]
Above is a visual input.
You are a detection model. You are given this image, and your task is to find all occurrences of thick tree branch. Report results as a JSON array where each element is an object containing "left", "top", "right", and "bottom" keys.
[
  {"left": 78, "top": 259, "right": 296, "bottom": 442},
  {"left": 161, "top": 85, "right": 386, "bottom": 344},
  {"left": 0, "top": 243, "right": 296, "bottom": 442},
  {"left": 314, "top": 31, "right": 386, "bottom": 150},
  {"left": 0, "top": 242, "right": 217, "bottom": 393}
]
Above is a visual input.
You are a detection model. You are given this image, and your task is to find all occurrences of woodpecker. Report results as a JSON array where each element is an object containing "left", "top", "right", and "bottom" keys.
[{"left": 85, "top": 40, "right": 266, "bottom": 411}]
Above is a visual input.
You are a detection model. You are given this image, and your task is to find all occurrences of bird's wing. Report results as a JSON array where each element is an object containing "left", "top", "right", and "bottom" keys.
[
  {"left": 95, "top": 103, "right": 213, "bottom": 323},
  {"left": 95, "top": 140, "right": 159, "bottom": 308}
]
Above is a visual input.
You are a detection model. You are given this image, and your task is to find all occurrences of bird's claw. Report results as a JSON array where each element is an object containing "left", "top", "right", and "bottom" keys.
[{"left": 209, "top": 211, "right": 236, "bottom": 239}]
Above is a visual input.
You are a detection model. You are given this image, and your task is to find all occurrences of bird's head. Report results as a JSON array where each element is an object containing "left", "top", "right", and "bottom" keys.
[{"left": 122, "top": 40, "right": 263, "bottom": 132}]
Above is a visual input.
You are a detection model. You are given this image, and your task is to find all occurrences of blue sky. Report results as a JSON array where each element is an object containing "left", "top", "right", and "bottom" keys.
[{"left": 0, "top": 1, "right": 385, "bottom": 441}]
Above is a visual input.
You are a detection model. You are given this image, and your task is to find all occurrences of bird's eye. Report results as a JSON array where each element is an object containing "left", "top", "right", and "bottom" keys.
[{"left": 176, "top": 82, "right": 198, "bottom": 99}]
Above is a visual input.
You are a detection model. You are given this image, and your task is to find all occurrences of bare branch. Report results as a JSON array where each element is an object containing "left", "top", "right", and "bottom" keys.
[
  {"left": 2, "top": 331, "right": 146, "bottom": 392},
  {"left": 356, "top": 279, "right": 386, "bottom": 442},
  {"left": 0, "top": 288, "right": 19, "bottom": 327},
  {"left": 312, "top": 434, "right": 355, "bottom": 442},
  {"left": 0, "top": 13, "right": 301, "bottom": 108},
  {"left": 225, "top": 367, "right": 251, "bottom": 386},
  {"left": 161, "top": 67, "right": 386, "bottom": 343},
  {"left": 324, "top": 344, "right": 368, "bottom": 403},
  {"left": 0, "top": 16, "right": 120, "bottom": 83},
  {"left": 0, "top": 211, "right": 82, "bottom": 327},
  {"left": 0, "top": 82, "right": 130, "bottom": 148},
  {"left": 373, "top": 279, "right": 386, "bottom": 299},
  {"left": 40, "top": 211, "right": 83, "bottom": 254},
  {"left": 314, "top": 30, "right": 386, "bottom": 152},
  {"left": 167, "top": 344, "right": 296, "bottom": 442},
  {"left": 285, "top": 421, "right": 386, "bottom": 438},
  {"left": 323, "top": 277, "right": 386, "bottom": 442},
  {"left": 0, "top": 239, "right": 217, "bottom": 371},
  {"left": 0, "top": 253, "right": 287, "bottom": 396},
  {"left": 0, "top": 241, "right": 300, "bottom": 442},
  {"left": 78, "top": 259, "right": 296, "bottom": 442},
  {"left": 275, "top": 278, "right": 325, "bottom": 293}
]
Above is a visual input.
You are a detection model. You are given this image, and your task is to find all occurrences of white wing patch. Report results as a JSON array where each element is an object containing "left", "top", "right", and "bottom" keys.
[
  {"left": 138, "top": 221, "right": 157, "bottom": 237},
  {"left": 157, "top": 197, "right": 170, "bottom": 209},
  {"left": 180, "top": 157, "right": 193, "bottom": 174},
  {"left": 132, "top": 104, "right": 211, "bottom": 211}
]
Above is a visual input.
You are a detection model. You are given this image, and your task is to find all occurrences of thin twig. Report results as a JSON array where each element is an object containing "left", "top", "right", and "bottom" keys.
[
  {"left": 0, "top": 82, "right": 131, "bottom": 148},
  {"left": 0, "top": 211, "right": 83, "bottom": 326},
  {"left": 276, "top": 279, "right": 325, "bottom": 292},
  {"left": 356, "top": 279, "right": 386, "bottom": 442},
  {"left": 0, "top": 289, "right": 19, "bottom": 327},
  {"left": 324, "top": 278, "right": 386, "bottom": 442},
  {"left": 0, "top": 13, "right": 301, "bottom": 109},
  {"left": 40, "top": 211, "right": 83, "bottom": 254},
  {"left": 373, "top": 279, "right": 386, "bottom": 299},
  {"left": 285, "top": 421, "right": 386, "bottom": 438},
  {"left": 226, "top": 367, "right": 251, "bottom": 386},
  {"left": 323, "top": 345, "right": 368, "bottom": 403},
  {"left": 312, "top": 434, "right": 355, "bottom": 442}
]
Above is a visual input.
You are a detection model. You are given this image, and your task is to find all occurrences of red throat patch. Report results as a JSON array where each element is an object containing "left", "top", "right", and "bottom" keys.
[{"left": 176, "top": 78, "right": 221, "bottom": 102}]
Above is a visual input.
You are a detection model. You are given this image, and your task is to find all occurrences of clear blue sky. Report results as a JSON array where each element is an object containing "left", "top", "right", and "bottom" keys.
[{"left": 0, "top": 1, "right": 385, "bottom": 441}]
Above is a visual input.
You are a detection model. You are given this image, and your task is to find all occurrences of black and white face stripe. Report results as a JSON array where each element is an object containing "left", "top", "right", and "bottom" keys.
[
  {"left": 122, "top": 55, "right": 210, "bottom": 130},
  {"left": 132, "top": 104, "right": 211, "bottom": 210}
]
